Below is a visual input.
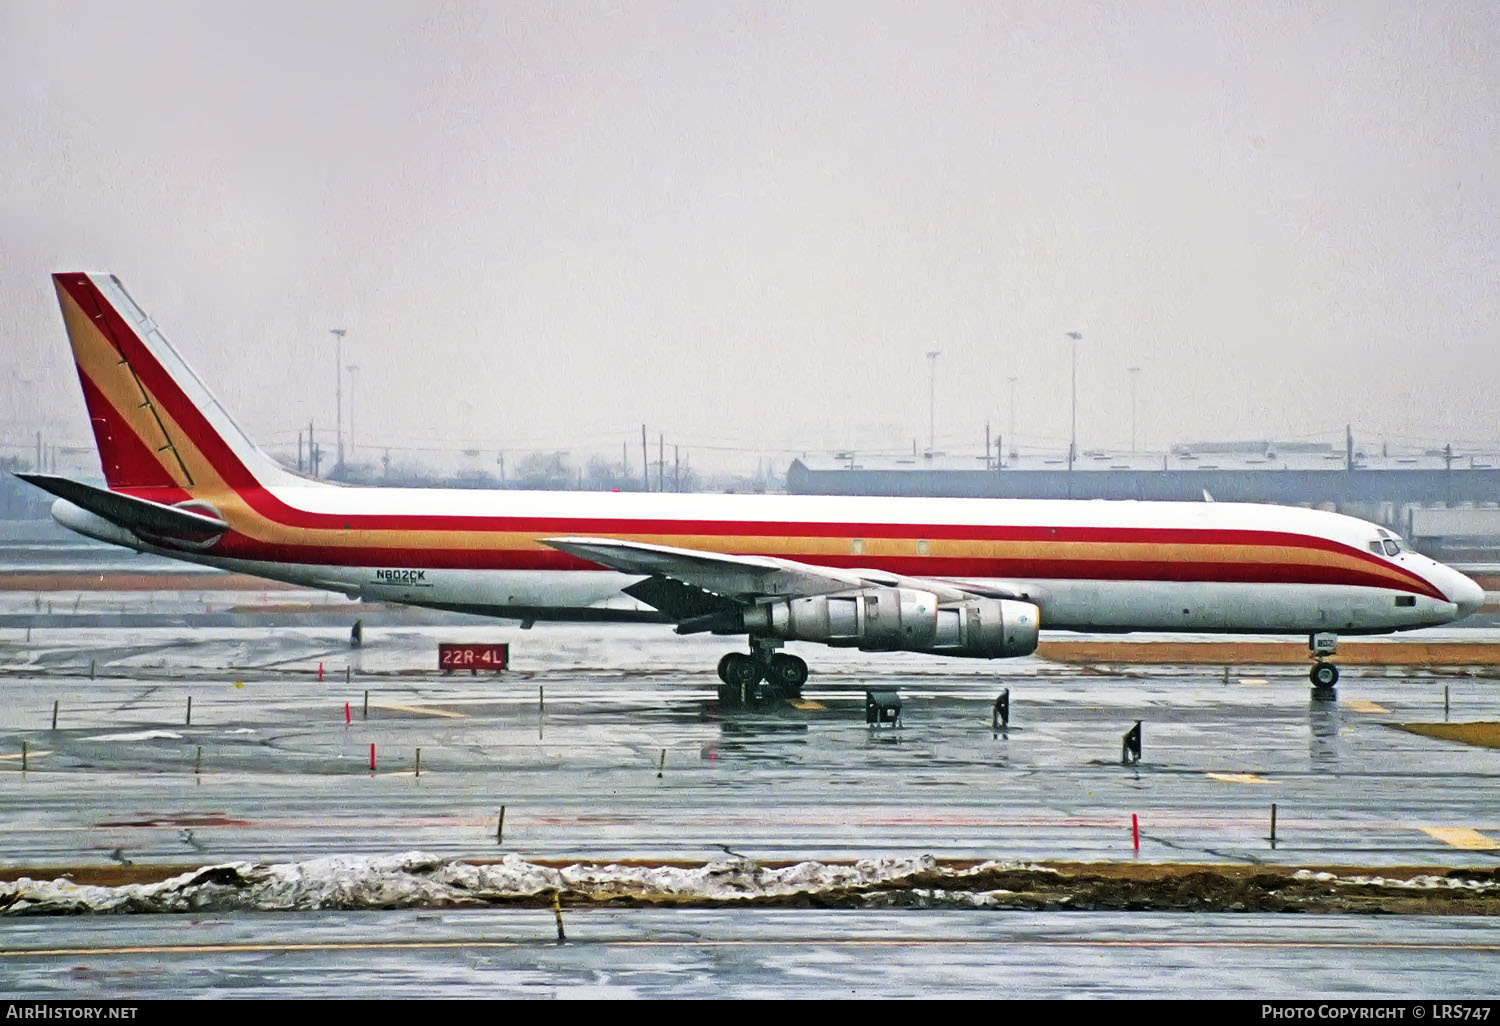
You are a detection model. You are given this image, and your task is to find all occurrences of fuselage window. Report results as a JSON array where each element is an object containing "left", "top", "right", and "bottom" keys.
[{"left": 1394, "top": 595, "right": 1416, "bottom": 607}]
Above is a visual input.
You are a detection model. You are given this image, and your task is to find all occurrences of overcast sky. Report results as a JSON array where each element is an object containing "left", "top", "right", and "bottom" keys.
[{"left": 3, "top": 1, "right": 1498, "bottom": 475}]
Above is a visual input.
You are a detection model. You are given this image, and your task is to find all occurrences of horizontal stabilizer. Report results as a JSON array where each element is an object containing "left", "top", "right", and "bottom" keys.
[{"left": 16, "top": 474, "right": 228, "bottom": 541}]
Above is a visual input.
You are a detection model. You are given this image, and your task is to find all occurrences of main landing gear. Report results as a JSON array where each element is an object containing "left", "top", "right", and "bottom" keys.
[
  {"left": 716, "top": 638, "right": 808, "bottom": 706},
  {"left": 1308, "top": 632, "right": 1340, "bottom": 700}
]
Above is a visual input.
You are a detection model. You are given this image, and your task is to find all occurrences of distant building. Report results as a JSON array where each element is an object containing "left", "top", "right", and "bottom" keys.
[{"left": 787, "top": 443, "right": 1500, "bottom": 541}]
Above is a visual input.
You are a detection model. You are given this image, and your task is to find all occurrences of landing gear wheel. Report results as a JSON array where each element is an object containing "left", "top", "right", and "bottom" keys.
[
  {"left": 1309, "top": 662, "right": 1339, "bottom": 688},
  {"left": 722, "top": 652, "right": 759, "bottom": 687},
  {"left": 767, "top": 653, "right": 809, "bottom": 696},
  {"left": 1310, "top": 661, "right": 1339, "bottom": 700},
  {"left": 716, "top": 653, "right": 768, "bottom": 706}
]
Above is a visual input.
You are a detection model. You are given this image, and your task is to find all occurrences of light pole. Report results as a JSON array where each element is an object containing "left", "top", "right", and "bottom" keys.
[
  {"left": 1066, "top": 331, "right": 1082, "bottom": 471},
  {"left": 330, "top": 328, "right": 346, "bottom": 473},
  {"left": 1128, "top": 365, "right": 1141, "bottom": 455},
  {"left": 347, "top": 364, "right": 359, "bottom": 461},
  {"left": 1006, "top": 375, "right": 1017, "bottom": 463},
  {"left": 925, "top": 349, "right": 941, "bottom": 454}
]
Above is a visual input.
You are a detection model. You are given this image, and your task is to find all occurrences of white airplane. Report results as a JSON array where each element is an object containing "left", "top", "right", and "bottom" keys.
[{"left": 20, "top": 273, "right": 1484, "bottom": 700}]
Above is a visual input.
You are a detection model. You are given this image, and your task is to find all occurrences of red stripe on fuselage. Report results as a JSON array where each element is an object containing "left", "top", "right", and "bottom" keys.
[
  {"left": 206, "top": 496, "right": 1442, "bottom": 596},
  {"left": 204, "top": 534, "right": 1445, "bottom": 597}
]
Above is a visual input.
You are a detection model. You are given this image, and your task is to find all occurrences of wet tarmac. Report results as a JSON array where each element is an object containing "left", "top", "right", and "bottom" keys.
[
  {"left": 2, "top": 592, "right": 1499, "bottom": 997},
  {"left": 4, "top": 907, "right": 1499, "bottom": 999},
  {"left": 4, "top": 610, "right": 1500, "bottom": 866}
]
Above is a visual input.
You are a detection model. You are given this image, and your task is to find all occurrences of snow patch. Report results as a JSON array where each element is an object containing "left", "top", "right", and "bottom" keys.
[
  {"left": 81, "top": 730, "right": 184, "bottom": 742},
  {"left": 1291, "top": 869, "right": 1500, "bottom": 891},
  {"left": 0, "top": 852, "right": 1045, "bottom": 916}
]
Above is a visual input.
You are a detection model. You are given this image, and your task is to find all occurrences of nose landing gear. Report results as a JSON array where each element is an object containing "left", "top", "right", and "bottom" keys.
[{"left": 1309, "top": 632, "right": 1340, "bottom": 700}]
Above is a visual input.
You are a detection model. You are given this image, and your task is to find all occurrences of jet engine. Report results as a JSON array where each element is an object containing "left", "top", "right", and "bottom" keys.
[{"left": 740, "top": 587, "right": 1040, "bottom": 658}]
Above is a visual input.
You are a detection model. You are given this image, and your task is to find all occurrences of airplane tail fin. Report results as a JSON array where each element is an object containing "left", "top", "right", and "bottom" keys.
[{"left": 51, "top": 273, "right": 299, "bottom": 497}]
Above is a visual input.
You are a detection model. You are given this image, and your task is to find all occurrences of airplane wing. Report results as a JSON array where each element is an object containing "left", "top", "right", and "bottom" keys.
[
  {"left": 544, "top": 536, "right": 869, "bottom": 600},
  {"left": 543, "top": 535, "right": 1026, "bottom": 615}
]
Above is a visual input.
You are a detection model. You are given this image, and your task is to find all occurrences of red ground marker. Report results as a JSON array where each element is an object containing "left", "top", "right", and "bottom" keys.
[{"left": 1132, "top": 813, "right": 1140, "bottom": 852}]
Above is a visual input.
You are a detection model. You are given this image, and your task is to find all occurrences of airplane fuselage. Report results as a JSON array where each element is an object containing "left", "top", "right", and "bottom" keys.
[{"left": 54, "top": 481, "right": 1479, "bottom": 639}]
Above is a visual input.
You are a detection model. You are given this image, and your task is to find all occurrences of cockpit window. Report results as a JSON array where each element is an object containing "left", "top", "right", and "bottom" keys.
[{"left": 1370, "top": 535, "right": 1414, "bottom": 557}]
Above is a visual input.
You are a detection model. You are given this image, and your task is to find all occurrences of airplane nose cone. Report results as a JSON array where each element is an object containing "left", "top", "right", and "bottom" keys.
[{"left": 1449, "top": 571, "right": 1485, "bottom": 619}]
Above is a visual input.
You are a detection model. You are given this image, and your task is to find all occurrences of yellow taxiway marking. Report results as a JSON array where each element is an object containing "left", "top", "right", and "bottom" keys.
[
  {"left": 1238, "top": 678, "right": 1269, "bottom": 686},
  {"left": 789, "top": 699, "right": 825, "bottom": 711},
  {"left": 1344, "top": 699, "right": 1389, "bottom": 714},
  {"left": 5, "top": 937, "right": 1500, "bottom": 958},
  {"left": 367, "top": 703, "right": 467, "bottom": 719},
  {"left": 0, "top": 750, "right": 51, "bottom": 761},
  {"left": 1205, "top": 772, "right": 1274, "bottom": 785},
  {"left": 1389, "top": 722, "right": 1500, "bottom": 749},
  {"left": 1419, "top": 827, "right": 1499, "bottom": 851}
]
